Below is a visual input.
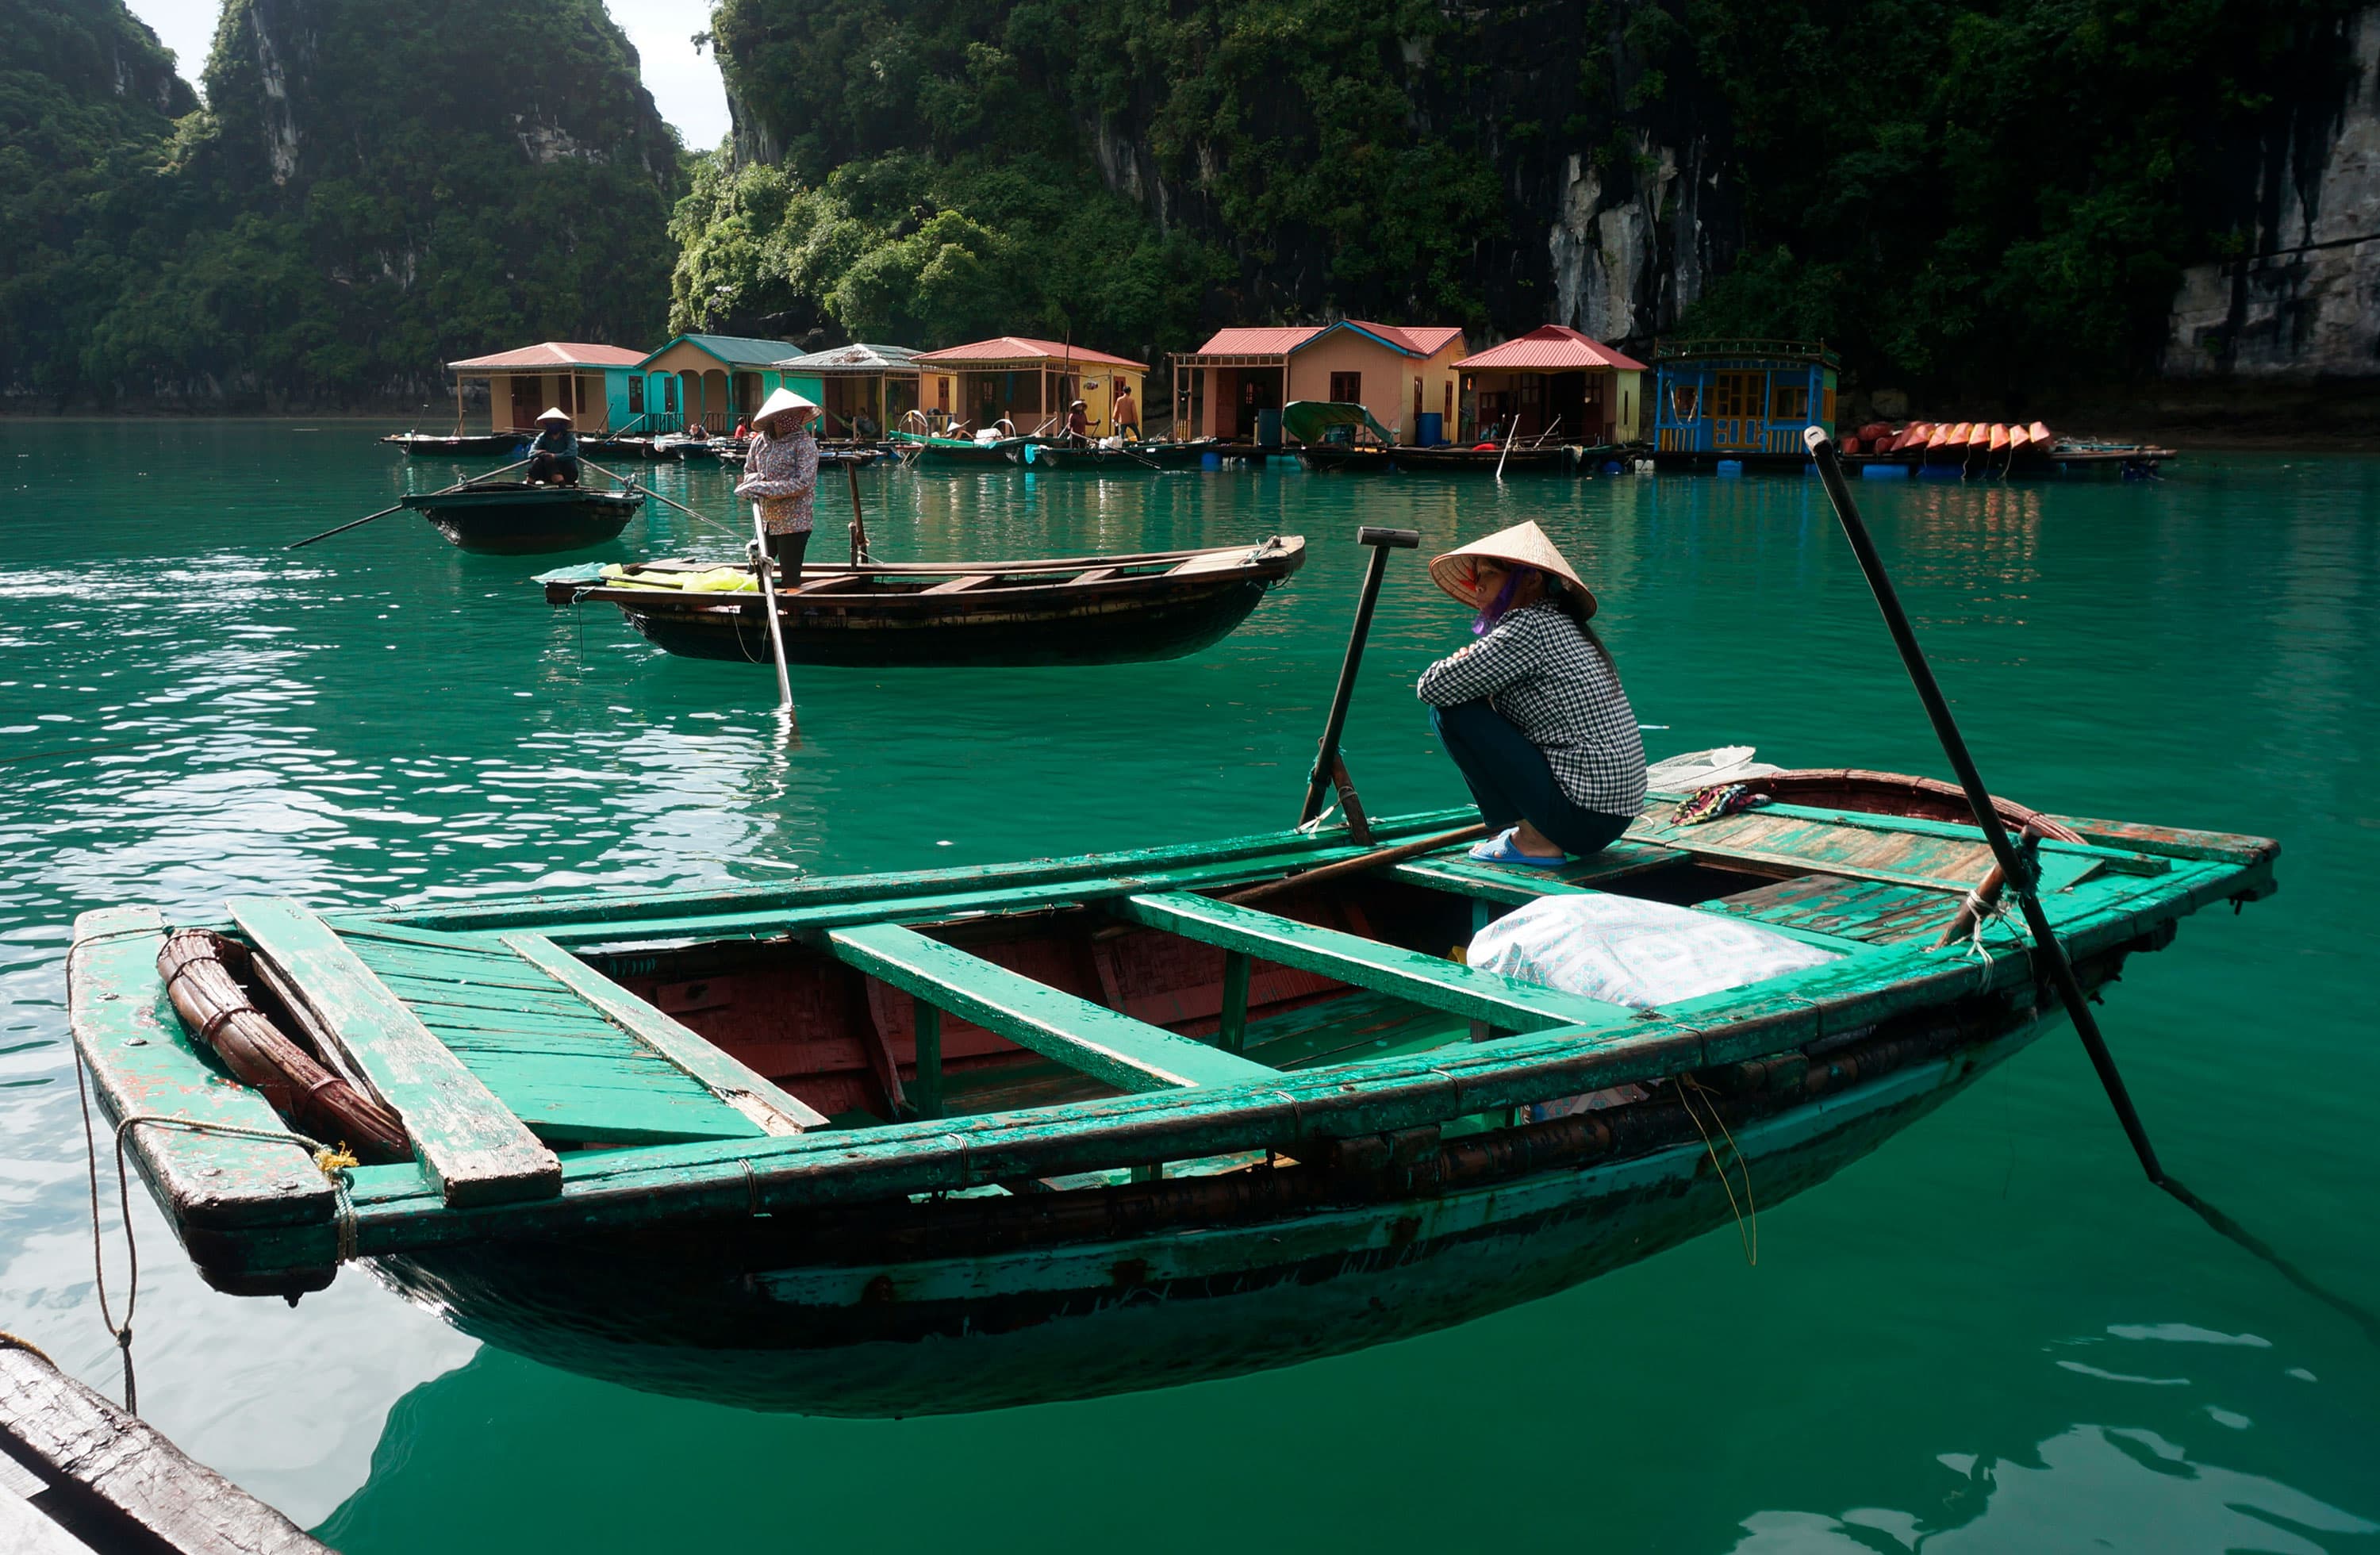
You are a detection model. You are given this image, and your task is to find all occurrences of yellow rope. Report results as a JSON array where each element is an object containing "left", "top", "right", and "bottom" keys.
[{"left": 1677, "top": 1077, "right": 1758, "bottom": 1266}]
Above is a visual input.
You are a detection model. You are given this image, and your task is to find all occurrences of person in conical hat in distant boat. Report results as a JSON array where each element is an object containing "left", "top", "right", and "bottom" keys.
[
  {"left": 1065, "top": 398, "right": 1092, "bottom": 441},
  {"left": 1416, "top": 521, "right": 1645, "bottom": 866},
  {"left": 734, "top": 386, "right": 820, "bottom": 582},
  {"left": 524, "top": 408, "right": 579, "bottom": 486}
]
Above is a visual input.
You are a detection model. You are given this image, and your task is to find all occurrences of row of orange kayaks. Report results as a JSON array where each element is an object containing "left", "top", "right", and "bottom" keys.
[{"left": 1841, "top": 420, "right": 2056, "bottom": 458}]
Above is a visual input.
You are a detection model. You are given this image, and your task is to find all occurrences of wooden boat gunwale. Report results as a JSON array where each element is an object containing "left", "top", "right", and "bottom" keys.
[{"left": 67, "top": 786, "right": 2278, "bottom": 1299}]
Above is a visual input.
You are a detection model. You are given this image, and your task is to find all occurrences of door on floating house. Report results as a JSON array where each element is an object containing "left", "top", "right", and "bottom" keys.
[
  {"left": 509, "top": 376, "right": 543, "bottom": 431},
  {"left": 1713, "top": 371, "right": 1766, "bottom": 449}
]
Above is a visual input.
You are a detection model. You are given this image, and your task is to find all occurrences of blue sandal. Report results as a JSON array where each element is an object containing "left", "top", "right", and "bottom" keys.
[{"left": 1467, "top": 828, "right": 1570, "bottom": 869}]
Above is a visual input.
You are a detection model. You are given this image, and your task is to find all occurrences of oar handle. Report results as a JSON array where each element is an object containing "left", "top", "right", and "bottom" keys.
[{"left": 1299, "top": 526, "right": 1420, "bottom": 825}]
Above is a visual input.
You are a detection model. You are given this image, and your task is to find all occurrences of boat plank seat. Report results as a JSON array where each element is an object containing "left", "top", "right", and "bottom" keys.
[
  {"left": 1166, "top": 548, "right": 1258, "bottom": 576},
  {"left": 290, "top": 919, "right": 782, "bottom": 1150},
  {"left": 1392, "top": 839, "right": 1688, "bottom": 906},
  {"left": 920, "top": 574, "right": 993, "bottom": 596},
  {"left": 827, "top": 923, "right": 1276, "bottom": 1093},
  {"left": 228, "top": 898, "right": 563, "bottom": 1207},
  {"left": 501, "top": 932, "right": 827, "bottom": 1134},
  {"left": 1061, "top": 568, "right": 1119, "bottom": 587},
  {"left": 1113, "top": 892, "right": 1624, "bottom": 1031}
]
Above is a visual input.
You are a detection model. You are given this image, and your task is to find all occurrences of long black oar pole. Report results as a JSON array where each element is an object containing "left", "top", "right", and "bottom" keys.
[
  {"left": 1804, "top": 426, "right": 2380, "bottom": 1345},
  {"left": 1299, "top": 527, "right": 1418, "bottom": 825},
  {"left": 1803, "top": 427, "right": 2164, "bottom": 1180},
  {"left": 289, "top": 456, "right": 531, "bottom": 549},
  {"left": 579, "top": 459, "right": 738, "bottom": 539}
]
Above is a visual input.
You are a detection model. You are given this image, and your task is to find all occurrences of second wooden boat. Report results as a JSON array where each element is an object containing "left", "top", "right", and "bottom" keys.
[
  {"left": 1015, "top": 440, "right": 1221, "bottom": 471},
  {"left": 1390, "top": 444, "right": 1568, "bottom": 474},
  {"left": 538, "top": 536, "right": 1307, "bottom": 667},
  {"left": 400, "top": 482, "right": 645, "bottom": 555}
]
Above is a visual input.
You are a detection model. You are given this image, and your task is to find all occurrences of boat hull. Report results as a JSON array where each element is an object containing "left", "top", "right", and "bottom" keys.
[
  {"left": 1019, "top": 441, "right": 1219, "bottom": 471},
  {"left": 616, "top": 574, "right": 1280, "bottom": 667},
  {"left": 374, "top": 1011, "right": 2043, "bottom": 1415},
  {"left": 1389, "top": 446, "right": 1568, "bottom": 473},
  {"left": 384, "top": 433, "right": 531, "bottom": 458},
  {"left": 1295, "top": 446, "right": 1395, "bottom": 473},
  {"left": 401, "top": 486, "right": 643, "bottom": 554}
]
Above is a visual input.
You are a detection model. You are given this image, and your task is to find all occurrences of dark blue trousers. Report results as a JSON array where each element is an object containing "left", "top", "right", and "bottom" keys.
[{"left": 1428, "top": 700, "right": 1633, "bottom": 858}]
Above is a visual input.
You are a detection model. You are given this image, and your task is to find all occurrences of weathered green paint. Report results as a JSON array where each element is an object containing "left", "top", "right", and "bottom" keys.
[
  {"left": 502, "top": 931, "right": 827, "bottom": 1135},
  {"left": 1113, "top": 891, "right": 1624, "bottom": 1031},
  {"left": 65, "top": 803, "right": 2276, "bottom": 1288},
  {"left": 228, "top": 898, "right": 562, "bottom": 1207},
  {"left": 826, "top": 922, "right": 1277, "bottom": 1092},
  {"left": 1218, "top": 950, "right": 1250, "bottom": 1055}
]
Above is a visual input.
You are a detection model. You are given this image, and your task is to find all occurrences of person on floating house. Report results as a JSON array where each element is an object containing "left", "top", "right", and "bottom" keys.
[
  {"left": 1065, "top": 399, "right": 1092, "bottom": 442},
  {"left": 1416, "top": 522, "right": 1645, "bottom": 867},
  {"left": 524, "top": 409, "right": 580, "bottom": 486},
  {"left": 1112, "top": 382, "right": 1142, "bottom": 440},
  {"left": 735, "top": 386, "right": 820, "bottom": 582}
]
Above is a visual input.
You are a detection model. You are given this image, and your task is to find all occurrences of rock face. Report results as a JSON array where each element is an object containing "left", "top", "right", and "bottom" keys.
[
  {"left": 3, "top": 0, "right": 685, "bottom": 409},
  {"left": 2164, "top": 6, "right": 2380, "bottom": 379}
]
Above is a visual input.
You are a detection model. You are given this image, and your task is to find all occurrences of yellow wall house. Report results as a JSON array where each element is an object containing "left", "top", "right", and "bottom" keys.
[
  {"left": 446, "top": 343, "right": 647, "bottom": 433},
  {"left": 1451, "top": 325, "right": 1647, "bottom": 445},
  {"left": 908, "top": 337, "right": 1148, "bottom": 436},
  {"left": 635, "top": 333, "right": 801, "bottom": 432},
  {"left": 1170, "top": 322, "right": 1468, "bottom": 446}
]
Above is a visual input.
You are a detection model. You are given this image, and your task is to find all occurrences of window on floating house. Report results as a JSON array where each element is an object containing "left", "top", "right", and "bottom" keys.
[
  {"left": 1519, "top": 375, "right": 1544, "bottom": 406},
  {"left": 1669, "top": 384, "right": 1699, "bottom": 421},
  {"left": 628, "top": 377, "right": 644, "bottom": 414},
  {"left": 1771, "top": 382, "right": 1810, "bottom": 420},
  {"left": 663, "top": 377, "right": 679, "bottom": 415},
  {"left": 1330, "top": 371, "right": 1361, "bottom": 402}
]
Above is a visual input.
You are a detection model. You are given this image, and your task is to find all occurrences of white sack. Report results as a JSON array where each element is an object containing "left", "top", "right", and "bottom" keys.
[{"left": 1468, "top": 893, "right": 1840, "bottom": 1012}]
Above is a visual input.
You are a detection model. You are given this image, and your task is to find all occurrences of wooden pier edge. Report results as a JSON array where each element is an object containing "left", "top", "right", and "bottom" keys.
[{"left": 0, "top": 1342, "right": 331, "bottom": 1555}]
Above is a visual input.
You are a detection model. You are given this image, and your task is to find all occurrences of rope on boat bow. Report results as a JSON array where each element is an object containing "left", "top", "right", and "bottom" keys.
[{"left": 73, "top": 1053, "right": 360, "bottom": 1413}]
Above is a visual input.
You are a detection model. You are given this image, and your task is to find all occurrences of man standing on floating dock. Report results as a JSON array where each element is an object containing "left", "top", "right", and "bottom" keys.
[{"left": 1113, "top": 382, "right": 1141, "bottom": 440}]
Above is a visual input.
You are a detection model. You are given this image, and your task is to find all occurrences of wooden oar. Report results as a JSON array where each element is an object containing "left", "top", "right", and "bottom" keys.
[
  {"left": 1299, "top": 526, "right": 1420, "bottom": 826},
  {"left": 1804, "top": 426, "right": 2166, "bottom": 1179},
  {"left": 749, "top": 504, "right": 797, "bottom": 715},
  {"left": 1225, "top": 824, "right": 1487, "bottom": 907},
  {"left": 846, "top": 461, "right": 871, "bottom": 565},
  {"left": 1808, "top": 429, "right": 2380, "bottom": 1344},
  {"left": 579, "top": 459, "right": 738, "bottom": 539},
  {"left": 287, "top": 457, "right": 531, "bottom": 549},
  {"left": 1495, "top": 419, "right": 1518, "bottom": 480}
]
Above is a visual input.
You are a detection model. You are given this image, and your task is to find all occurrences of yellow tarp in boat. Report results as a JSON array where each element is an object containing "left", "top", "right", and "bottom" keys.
[{"left": 597, "top": 565, "right": 758, "bottom": 593}]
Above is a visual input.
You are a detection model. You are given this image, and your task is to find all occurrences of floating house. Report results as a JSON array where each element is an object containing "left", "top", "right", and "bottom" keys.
[
  {"left": 635, "top": 334, "right": 803, "bottom": 434},
  {"left": 909, "top": 338, "right": 1148, "bottom": 436},
  {"left": 768, "top": 344, "right": 922, "bottom": 443},
  {"left": 1652, "top": 339, "right": 1840, "bottom": 459},
  {"left": 1452, "top": 326, "right": 1645, "bottom": 446},
  {"left": 446, "top": 343, "right": 647, "bottom": 434},
  {"left": 1170, "top": 322, "right": 1468, "bottom": 446}
]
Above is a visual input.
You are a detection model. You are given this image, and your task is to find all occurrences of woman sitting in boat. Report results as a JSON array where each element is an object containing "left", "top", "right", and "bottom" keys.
[
  {"left": 1416, "top": 522, "right": 1645, "bottom": 867},
  {"left": 524, "top": 408, "right": 579, "bottom": 486},
  {"left": 734, "top": 386, "right": 820, "bottom": 582}
]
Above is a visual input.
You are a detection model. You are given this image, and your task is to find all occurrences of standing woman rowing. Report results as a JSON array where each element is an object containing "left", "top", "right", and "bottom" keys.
[
  {"left": 735, "top": 387, "right": 821, "bottom": 581},
  {"left": 1416, "top": 522, "right": 1645, "bottom": 866}
]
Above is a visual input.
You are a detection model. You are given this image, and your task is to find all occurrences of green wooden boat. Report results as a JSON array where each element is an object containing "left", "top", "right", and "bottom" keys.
[{"left": 67, "top": 781, "right": 2274, "bottom": 1414}]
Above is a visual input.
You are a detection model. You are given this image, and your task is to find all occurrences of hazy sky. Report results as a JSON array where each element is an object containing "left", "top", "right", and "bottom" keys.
[{"left": 121, "top": 0, "right": 734, "bottom": 149}]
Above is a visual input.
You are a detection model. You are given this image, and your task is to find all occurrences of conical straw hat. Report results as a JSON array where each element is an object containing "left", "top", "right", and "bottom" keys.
[
  {"left": 1428, "top": 520, "right": 1595, "bottom": 616},
  {"left": 754, "top": 386, "right": 819, "bottom": 430},
  {"left": 537, "top": 406, "right": 571, "bottom": 424}
]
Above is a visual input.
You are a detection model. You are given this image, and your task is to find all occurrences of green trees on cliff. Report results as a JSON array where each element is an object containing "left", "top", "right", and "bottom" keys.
[{"left": 2, "top": 0, "right": 683, "bottom": 407}]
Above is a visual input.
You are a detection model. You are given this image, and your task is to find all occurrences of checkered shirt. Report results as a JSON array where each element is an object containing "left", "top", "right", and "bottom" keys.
[
  {"left": 735, "top": 427, "right": 818, "bottom": 536},
  {"left": 1415, "top": 602, "right": 1647, "bottom": 815}
]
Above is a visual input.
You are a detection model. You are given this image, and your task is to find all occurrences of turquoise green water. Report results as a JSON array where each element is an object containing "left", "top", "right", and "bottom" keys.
[{"left": 2, "top": 422, "right": 2374, "bottom": 1549}]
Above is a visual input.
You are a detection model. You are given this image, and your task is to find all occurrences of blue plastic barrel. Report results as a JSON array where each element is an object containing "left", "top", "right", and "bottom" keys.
[
  {"left": 1416, "top": 412, "right": 1445, "bottom": 447},
  {"left": 1256, "top": 409, "right": 1283, "bottom": 448},
  {"left": 1860, "top": 463, "right": 1911, "bottom": 480},
  {"left": 1601, "top": 459, "right": 1623, "bottom": 475},
  {"left": 1201, "top": 451, "right": 1221, "bottom": 470},
  {"left": 1717, "top": 459, "right": 1745, "bottom": 476}
]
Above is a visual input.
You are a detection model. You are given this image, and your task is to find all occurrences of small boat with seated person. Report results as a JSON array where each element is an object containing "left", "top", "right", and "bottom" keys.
[
  {"left": 536, "top": 535, "right": 1307, "bottom": 667},
  {"left": 401, "top": 480, "right": 645, "bottom": 554},
  {"left": 68, "top": 750, "right": 2273, "bottom": 1414}
]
